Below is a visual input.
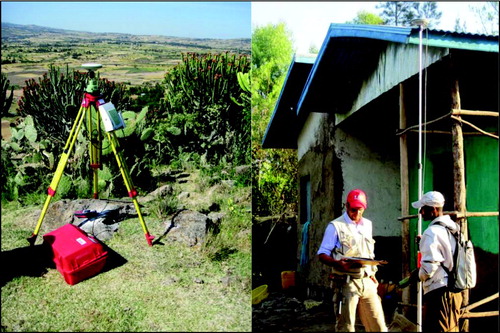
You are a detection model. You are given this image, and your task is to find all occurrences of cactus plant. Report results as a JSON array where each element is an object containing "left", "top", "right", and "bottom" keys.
[
  {"left": 1, "top": 72, "right": 15, "bottom": 117},
  {"left": 158, "top": 52, "right": 250, "bottom": 165},
  {"left": 4, "top": 65, "right": 138, "bottom": 199}
]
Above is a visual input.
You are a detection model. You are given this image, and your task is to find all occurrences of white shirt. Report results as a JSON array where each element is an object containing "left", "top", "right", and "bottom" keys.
[
  {"left": 419, "top": 214, "right": 458, "bottom": 294},
  {"left": 317, "top": 212, "right": 373, "bottom": 256}
]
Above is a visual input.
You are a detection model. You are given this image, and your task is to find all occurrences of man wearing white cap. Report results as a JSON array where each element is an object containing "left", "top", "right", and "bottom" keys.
[
  {"left": 317, "top": 189, "right": 387, "bottom": 332},
  {"left": 412, "top": 191, "right": 463, "bottom": 332}
]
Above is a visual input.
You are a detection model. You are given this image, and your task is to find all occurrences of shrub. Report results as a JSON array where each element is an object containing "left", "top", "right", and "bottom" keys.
[
  {"left": 5, "top": 65, "right": 156, "bottom": 200},
  {"left": 152, "top": 52, "right": 251, "bottom": 166}
]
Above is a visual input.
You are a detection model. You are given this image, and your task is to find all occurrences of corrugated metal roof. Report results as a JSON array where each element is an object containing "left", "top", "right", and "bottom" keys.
[
  {"left": 326, "top": 23, "right": 412, "bottom": 43},
  {"left": 325, "top": 24, "right": 499, "bottom": 52},
  {"left": 297, "top": 24, "right": 498, "bottom": 118},
  {"left": 261, "top": 54, "right": 316, "bottom": 148},
  {"left": 263, "top": 23, "right": 499, "bottom": 149},
  {"left": 407, "top": 29, "right": 499, "bottom": 52}
]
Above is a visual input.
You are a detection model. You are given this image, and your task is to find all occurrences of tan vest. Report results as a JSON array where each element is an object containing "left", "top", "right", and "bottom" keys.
[{"left": 330, "top": 215, "right": 377, "bottom": 278}]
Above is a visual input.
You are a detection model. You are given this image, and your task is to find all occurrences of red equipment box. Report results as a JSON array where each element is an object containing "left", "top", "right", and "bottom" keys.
[{"left": 43, "top": 223, "right": 108, "bottom": 285}]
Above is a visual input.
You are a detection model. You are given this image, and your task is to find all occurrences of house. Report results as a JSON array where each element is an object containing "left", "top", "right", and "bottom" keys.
[{"left": 262, "top": 23, "right": 498, "bottom": 328}]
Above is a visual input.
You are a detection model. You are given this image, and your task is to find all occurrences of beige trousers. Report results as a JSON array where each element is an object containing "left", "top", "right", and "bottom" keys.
[{"left": 333, "top": 276, "right": 388, "bottom": 332}]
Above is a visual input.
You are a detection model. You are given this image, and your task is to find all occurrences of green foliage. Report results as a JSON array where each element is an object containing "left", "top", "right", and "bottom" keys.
[
  {"left": 150, "top": 195, "right": 180, "bottom": 220},
  {"left": 107, "top": 106, "right": 156, "bottom": 194},
  {"left": 1, "top": 72, "right": 15, "bottom": 117},
  {"left": 251, "top": 23, "right": 293, "bottom": 142},
  {"left": 5, "top": 65, "right": 149, "bottom": 200},
  {"left": 347, "top": 10, "right": 384, "bottom": 25},
  {"left": 126, "top": 82, "right": 165, "bottom": 113},
  {"left": 1, "top": 140, "right": 19, "bottom": 202},
  {"left": 17, "top": 64, "right": 130, "bottom": 147},
  {"left": 251, "top": 23, "right": 294, "bottom": 71},
  {"left": 251, "top": 23, "right": 298, "bottom": 218},
  {"left": 1, "top": 115, "right": 55, "bottom": 201},
  {"left": 147, "top": 52, "right": 250, "bottom": 167}
]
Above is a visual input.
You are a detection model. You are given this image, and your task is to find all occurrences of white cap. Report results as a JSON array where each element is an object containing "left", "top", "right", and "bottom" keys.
[{"left": 411, "top": 191, "right": 445, "bottom": 208}]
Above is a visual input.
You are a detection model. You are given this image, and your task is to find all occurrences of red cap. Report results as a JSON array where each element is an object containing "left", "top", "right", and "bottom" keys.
[{"left": 347, "top": 189, "right": 367, "bottom": 209}]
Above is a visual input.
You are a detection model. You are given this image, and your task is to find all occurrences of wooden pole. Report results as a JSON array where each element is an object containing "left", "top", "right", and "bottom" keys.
[
  {"left": 461, "top": 292, "right": 499, "bottom": 313},
  {"left": 451, "top": 109, "right": 499, "bottom": 117},
  {"left": 398, "top": 211, "right": 499, "bottom": 221},
  {"left": 399, "top": 83, "right": 411, "bottom": 315},
  {"left": 450, "top": 115, "right": 499, "bottom": 139},
  {"left": 451, "top": 78, "right": 470, "bottom": 332},
  {"left": 461, "top": 292, "right": 499, "bottom": 319}
]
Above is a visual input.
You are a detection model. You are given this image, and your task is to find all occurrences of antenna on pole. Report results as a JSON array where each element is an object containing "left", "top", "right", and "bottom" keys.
[
  {"left": 411, "top": 17, "right": 429, "bottom": 333},
  {"left": 81, "top": 63, "right": 103, "bottom": 95}
]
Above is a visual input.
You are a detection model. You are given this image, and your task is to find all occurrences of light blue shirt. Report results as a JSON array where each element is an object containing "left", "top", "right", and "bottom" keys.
[{"left": 317, "top": 212, "right": 373, "bottom": 256}]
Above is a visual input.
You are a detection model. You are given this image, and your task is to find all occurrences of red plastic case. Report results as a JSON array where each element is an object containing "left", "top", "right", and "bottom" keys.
[{"left": 43, "top": 223, "right": 108, "bottom": 285}]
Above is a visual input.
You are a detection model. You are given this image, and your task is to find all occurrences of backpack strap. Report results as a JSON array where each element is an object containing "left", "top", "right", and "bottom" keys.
[{"left": 434, "top": 222, "right": 459, "bottom": 286}]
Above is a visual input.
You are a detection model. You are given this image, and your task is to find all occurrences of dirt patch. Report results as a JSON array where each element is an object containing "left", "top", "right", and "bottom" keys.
[
  {"left": 2, "top": 120, "right": 12, "bottom": 141},
  {"left": 253, "top": 288, "right": 417, "bottom": 332},
  {"left": 252, "top": 290, "right": 336, "bottom": 332}
]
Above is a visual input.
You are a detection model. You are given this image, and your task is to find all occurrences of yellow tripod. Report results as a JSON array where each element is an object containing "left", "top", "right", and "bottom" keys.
[{"left": 27, "top": 63, "right": 155, "bottom": 246}]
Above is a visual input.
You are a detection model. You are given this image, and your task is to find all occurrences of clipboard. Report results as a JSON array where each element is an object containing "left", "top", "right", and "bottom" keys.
[{"left": 343, "top": 257, "right": 388, "bottom": 265}]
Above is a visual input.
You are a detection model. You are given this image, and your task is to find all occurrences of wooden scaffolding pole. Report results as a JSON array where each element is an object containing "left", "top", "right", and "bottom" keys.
[
  {"left": 399, "top": 83, "right": 411, "bottom": 315},
  {"left": 451, "top": 77, "right": 470, "bottom": 332}
]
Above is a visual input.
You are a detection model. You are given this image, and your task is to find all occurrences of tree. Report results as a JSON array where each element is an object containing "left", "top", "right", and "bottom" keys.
[
  {"left": 471, "top": 2, "right": 499, "bottom": 35},
  {"left": 251, "top": 23, "right": 297, "bottom": 218},
  {"left": 251, "top": 23, "right": 294, "bottom": 143},
  {"left": 454, "top": 18, "right": 468, "bottom": 33},
  {"left": 346, "top": 10, "right": 384, "bottom": 25},
  {"left": 308, "top": 45, "right": 319, "bottom": 54},
  {"left": 377, "top": 2, "right": 442, "bottom": 27},
  {"left": 411, "top": 2, "right": 442, "bottom": 28},
  {"left": 377, "top": 1, "right": 414, "bottom": 26}
]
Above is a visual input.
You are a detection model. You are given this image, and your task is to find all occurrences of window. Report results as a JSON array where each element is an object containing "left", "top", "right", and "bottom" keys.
[{"left": 300, "top": 175, "right": 311, "bottom": 224}]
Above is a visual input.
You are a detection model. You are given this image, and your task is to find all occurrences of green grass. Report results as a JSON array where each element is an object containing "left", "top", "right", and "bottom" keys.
[
  {"left": 1, "top": 182, "right": 252, "bottom": 332},
  {"left": 123, "top": 67, "right": 164, "bottom": 74}
]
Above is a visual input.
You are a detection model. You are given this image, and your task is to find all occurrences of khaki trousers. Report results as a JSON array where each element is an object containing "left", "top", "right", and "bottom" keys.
[
  {"left": 423, "top": 287, "right": 463, "bottom": 332},
  {"left": 333, "top": 276, "right": 388, "bottom": 332}
]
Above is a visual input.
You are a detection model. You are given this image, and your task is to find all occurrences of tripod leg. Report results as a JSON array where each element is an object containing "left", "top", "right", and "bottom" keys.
[
  {"left": 88, "top": 104, "right": 101, "bottom": 198},
  {"left": 27, "top": 105, "right": 88, "bottom": 246},
  {"left": 106, "top": 131, "right": 154, "bottom": 246}
]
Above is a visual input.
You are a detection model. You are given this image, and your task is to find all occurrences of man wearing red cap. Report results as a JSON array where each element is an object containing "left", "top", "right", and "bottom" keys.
[{"left": 317, "top": 189, "right": 387, "bottom": 332}]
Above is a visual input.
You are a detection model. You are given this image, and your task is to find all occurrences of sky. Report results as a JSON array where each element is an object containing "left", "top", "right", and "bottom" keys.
[
  {"left": 251, "top": 1, "right": 491, "bottom": 54},
  {"left": 0, "top": 1, "right": 493, "bottom": 50},
  {"left": 1, "top": 1, "right": 252, "bottom": 39}
]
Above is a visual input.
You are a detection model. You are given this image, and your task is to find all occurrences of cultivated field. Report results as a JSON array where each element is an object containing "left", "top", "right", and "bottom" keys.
[{"left": 1, "top": 22, "right": 250, "bottom": 88}]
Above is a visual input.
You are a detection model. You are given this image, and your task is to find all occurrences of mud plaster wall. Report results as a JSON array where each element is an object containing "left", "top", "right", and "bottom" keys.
[{"left": 297, "top": 111, "right": 402, "bottom": 293}]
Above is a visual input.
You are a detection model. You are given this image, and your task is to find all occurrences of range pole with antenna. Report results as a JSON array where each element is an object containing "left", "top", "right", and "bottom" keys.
[{"left": 411, "top": 17, "right": 429, "bottom": 333}]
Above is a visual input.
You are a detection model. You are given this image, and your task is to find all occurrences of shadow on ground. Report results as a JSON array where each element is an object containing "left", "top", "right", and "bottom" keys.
[
  {"left": 252, "top": 289, "right": 419, "bottom": 332},
  {"left": 1, "top": 242, "right": 127, "bottom": 287},
  {"left": 252, "top": 290, "right": 336, "bottom": 332}
]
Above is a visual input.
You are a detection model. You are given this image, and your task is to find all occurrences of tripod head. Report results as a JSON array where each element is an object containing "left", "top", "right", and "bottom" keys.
[{"left": 82, "top": 63, "right": 103, "bottom": 95}]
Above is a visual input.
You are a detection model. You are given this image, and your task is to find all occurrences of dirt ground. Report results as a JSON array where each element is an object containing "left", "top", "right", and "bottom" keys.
[
  {"left": 252, "top": 290, "right": 337, "bottom": 332},
  {"left": 252, "top": 288, "right": 418, "bottom": 332}
]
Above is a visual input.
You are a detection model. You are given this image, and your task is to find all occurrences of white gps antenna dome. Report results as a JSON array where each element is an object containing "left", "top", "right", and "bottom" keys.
[
  {"left": 410, "top": 18, "right": 430, "bottom": 28},
  {"left": 81, "top": 63, "right": 103, "bottom": 70}
]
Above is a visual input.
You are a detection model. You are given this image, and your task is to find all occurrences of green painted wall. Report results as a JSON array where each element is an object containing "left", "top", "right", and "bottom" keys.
[
  {"left": 407, "top": 131, "right": 499, "bottom": 270},
  {"left": 464, "top": 135, "right": 499, "bottom": 254}
]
